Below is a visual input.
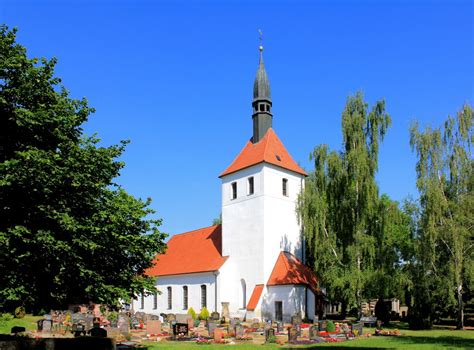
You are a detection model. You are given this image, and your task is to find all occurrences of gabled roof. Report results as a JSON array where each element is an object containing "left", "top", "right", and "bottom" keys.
[
  {"left": 146, "top": 225, "right": 228, "bottom": 277},
  {"left": 219, "top": 128, "right": 307, "bottom": 177},
  {"left": 267, "top": 251, "right": 320, "bottom": 295},
  {"left": 246, "top": 284, "right": 264, "bottom": 311}
]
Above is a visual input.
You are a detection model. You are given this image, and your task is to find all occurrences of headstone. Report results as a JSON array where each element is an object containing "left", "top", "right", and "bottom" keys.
[
  {"left": 211, "top": 311, "right": 220, "bottom": 320},
  {"left": 173, "top": 323, "right": 189, "bottom": 338},
  {"left": 376, "top": 320, "right": 383, "bottom": 330},
  {"left": 295, "top": 323, "right": 301, "bottom": 336},
  {"left": 42, "top": 319, "right": 52, "bottom": 332},
  {"left": 89, "top": 327, "right": 107, "bottom": 337},
  {"left": 175, "top": 314, "right": 188, "bottom": 324},
  {"left": 288, "top": 327, "right": 298, "bottom": 343},
  {"left": 309, "top": 325, "right": 319, "bottom": 340},
  {"left": 147, "top": 320, "right": 162, "bottom": 335},
  {"left": 221, "top": 302, "right": 230, "bottom": 319},
  {"left": 106, "top": 327, "right": 120, "bottom": 339},
  {"left": 352, "top": 323, "right": 363, "bottom": 336},
  {"left": 117, "top": 314, "right": 130, "bottom": 336},
  {"left": 187, "top": 317, "right": 194, "bottom": 330},
  {"left": 213, "top": 328, "right": 223, "bottom": 342},
  {"left": 85, "top": 314, "right": 94, "bottom": 331},
  {"left": 166, "top": 313, "right": 176, "bottom": 322},
  {"left": 207, "top": 321, "right": 218, "bottom": 337},
  {"left": 319, "top": 320, "right": 327, "bottom": 332},
  {"left": 313, "top": 315, "right": 319, "bottom": 324},
  {"left": 235, "top": 324, "right": 244, "bottom": 338},
  {"left": 276, "top": 321, "right": 283, "bottom": 333},
  {"left": 265, "top": 328, "right": 275, "bottom": 342},
  {"left": 291, "top": 314, "right": 302, "bottom": 325},
  {"left": 150, "top": 314, "right": 160, "bottom": 320}
]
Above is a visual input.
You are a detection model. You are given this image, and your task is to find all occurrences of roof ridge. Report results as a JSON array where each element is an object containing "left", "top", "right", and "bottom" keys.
[{"left": 171, "top": 224, "right": 221, "bottom": 238}]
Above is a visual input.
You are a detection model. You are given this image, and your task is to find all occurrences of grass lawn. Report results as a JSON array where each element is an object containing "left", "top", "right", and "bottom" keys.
[
  {"left": 0, "top": 314, "right": 42, "bottom": 334},
  {"left": 144, "top": 328, "right": 474, "bottom": 349}
]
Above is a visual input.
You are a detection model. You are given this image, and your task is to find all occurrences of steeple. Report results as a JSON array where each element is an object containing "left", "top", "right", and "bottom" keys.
[{"left": 252, "top": 44, "right": 272, "bottom": 143}]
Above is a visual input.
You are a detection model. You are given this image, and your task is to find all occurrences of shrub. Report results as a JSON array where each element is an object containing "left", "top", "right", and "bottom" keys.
[
  {"left": 326, "top": 321, "right": 336, "bottom": 332},
  {"left": 266, "top": 335, "right": 277, "bottom": 343},
  {"left": 199, "top": 307, "right": 209, "bottom": 320},
  {"left": 14, "top": 307, "right": 25, "bottom": 319},
  {"left": 375, "top": 298, "right": 390, "bottom": 326},
  {"left": 188, "top": 307, "right": 197, "bottom": 320}
]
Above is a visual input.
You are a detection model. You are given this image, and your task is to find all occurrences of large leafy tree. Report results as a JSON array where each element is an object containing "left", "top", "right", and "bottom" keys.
[
  {"left": 0, "top": 26, "right": 167, "bottom": 312},
  {"left": 409, "top": 103, "right": 473, "bottom": 329},
  {"left": 298, "top": 92, "right": 392, "bottom": 316}
]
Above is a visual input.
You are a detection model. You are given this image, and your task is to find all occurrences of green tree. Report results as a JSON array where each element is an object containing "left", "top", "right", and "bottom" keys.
[
  {"left": 298, "top": 92, "right": 391, "bottom": 316},
  {"left": 0, "top": 26, "right": 167, "bottom": 312},
  {"left": 409, "top": 103, "right": 473, "bottom": 329}
]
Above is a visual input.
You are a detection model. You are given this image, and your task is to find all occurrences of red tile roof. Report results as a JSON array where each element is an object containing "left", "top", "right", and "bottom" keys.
[
  {"left": 267, "top": 251, "right": 320, "bottom": 295},
  {"left": 246, "top": 284, "right": 264, "bottom": 311},
  {"left": 146, "top": 225, "right": 228, "bottom": 277},
  {"left": 219, "top": 128, "right": 307, "bottom": 177}
]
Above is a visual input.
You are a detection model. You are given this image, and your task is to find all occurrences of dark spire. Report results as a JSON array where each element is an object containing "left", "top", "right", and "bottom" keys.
[{"left": 252, "top": 44, "right": 273, "bottom": 143}]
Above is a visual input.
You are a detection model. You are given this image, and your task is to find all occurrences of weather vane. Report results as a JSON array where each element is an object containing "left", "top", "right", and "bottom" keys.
[{"left": 258, "top": 29, "right": 263, "bottom": 51}]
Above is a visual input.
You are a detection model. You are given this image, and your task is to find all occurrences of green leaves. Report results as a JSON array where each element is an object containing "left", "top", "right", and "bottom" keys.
[{"left": 0, "top": 25, "right": 167, "bottom": 312}]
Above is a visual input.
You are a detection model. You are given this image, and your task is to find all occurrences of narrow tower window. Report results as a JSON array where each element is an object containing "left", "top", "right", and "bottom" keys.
[
  {"left": 231, "top": 182, "right": 237, "bottom": 200},
  {"left": 183, "top": 286, "right": 188, "bottom": 309},
  {"left": 140, "top": 292, "right": 145, "bottom": 309},
  {"left": 153, "top": 291, "right": 158, "bottom": 309},
  {"left": 282, "top": 178, "right": 288, "bottom": 196},
  {"left": 241, "top": 279, "right": 247, "bottom": 309},
  {"left": 248, "top": 177, "right": 254, "bottom": 195},
  {"left": 167, "top": 287, "right": 172, "bottom": 309},
  {"left": 201, "top": 285, "right": 207, "bottom": 308}
]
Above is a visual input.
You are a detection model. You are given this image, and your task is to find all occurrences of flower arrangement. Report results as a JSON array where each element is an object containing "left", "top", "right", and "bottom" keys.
[
  {"left": 235, "top": 335, "right": 253, "bottom": 341},
  {"left": 196, "top": 336, "right": 211, "bottom": 344}
]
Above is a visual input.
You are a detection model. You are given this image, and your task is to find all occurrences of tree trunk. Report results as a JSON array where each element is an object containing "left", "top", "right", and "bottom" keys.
[{"left": 456, "top": 283, "right": 464, "bottom": 330}]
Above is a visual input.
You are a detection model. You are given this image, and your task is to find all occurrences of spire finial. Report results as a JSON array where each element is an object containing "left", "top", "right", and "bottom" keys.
[{"left": 258, "top": 29, "right": 263, "bottom": 53}]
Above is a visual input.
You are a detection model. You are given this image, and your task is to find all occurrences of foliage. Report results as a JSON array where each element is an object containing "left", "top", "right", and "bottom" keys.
[
  {"left": 266, "top": 335, "right": 277, "bottom": 343},
  {"left": 409, "top": 103, "right": 473, "bottom": 329},
  {"left": 326, "top": 320, "right": 336, "bottom": 332},
  {"left": 199, "top": 307, "right": 209, "bottom": 320},
  {"left": 212, "top": 214, "right": 222, "bottom": 226},
  {"left": 0, "top": 25, "right": 167, "bottom": 313},
  {"left": 14, "top": 306, "right": 25, "bottom": 319},
  {"left": 188, "top": 307, "right": 197, "bottom": 320},
  {"left": 298, "top": 92, "right": 393, "bottom": 315}
]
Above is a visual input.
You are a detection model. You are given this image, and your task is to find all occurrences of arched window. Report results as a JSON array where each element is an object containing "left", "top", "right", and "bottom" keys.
[
  {"left": 183, "top": 286, "right": 188, "bottom": 310},
  {"left": 201, "top": 285, "right": 207, "bottom": 308},
  {"left": 241, "top": 279, "right": 247, "bottom": 309},
  {"left": 167, "top": 287, "right": 172, "bottom": 309}
]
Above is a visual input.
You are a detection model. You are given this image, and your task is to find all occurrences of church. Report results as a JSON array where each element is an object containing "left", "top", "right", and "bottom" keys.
[{"left": 132, "top": 45, "right": 324, "bottom": 322}]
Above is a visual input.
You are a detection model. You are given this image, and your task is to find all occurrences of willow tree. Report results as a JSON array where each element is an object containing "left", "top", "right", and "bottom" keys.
[
  {"left": 298, "top": 92, "right": 391, "bottom": 316},
  {"left": 410, "top": 103, "right": 473, "bottom": 329}
]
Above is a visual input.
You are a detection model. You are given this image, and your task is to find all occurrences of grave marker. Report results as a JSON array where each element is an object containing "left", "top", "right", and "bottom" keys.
[
  {"left": 288, "top": 327, "right": 298, "bottom": 343},
  {"left": 309, "top": 325, "right": 319, "bottom": 340},
  {"left": 147, "top": 320, "right": 162, "bottom": 335},
  {"left": 173, "top": 323, "right": 189, "bottom": 338},
  {"left": 265, "top": 328, "right": 275, "bottom": 342},
  {"left": 213, "top": 328, "right": 223, "bottom": 342}
]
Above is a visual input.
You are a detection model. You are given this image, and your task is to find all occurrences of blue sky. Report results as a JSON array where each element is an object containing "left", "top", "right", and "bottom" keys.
[{"left": 2, "top": 0, "right": 473, "bottom": 237}]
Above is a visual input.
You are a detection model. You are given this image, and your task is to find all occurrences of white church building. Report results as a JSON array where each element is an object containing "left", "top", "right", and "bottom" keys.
[{"left": 132, "top": 46, "right": 324, "bottom": 322}]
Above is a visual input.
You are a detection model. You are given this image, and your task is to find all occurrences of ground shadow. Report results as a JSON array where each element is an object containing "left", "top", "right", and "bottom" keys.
[{"left": 387, "top": 335, "right": 474, "bottom": 349}]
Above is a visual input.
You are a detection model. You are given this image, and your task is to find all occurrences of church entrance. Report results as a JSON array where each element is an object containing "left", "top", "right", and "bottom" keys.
[{"left": 275, "top": 301, "right": 283, "bottom": 321}]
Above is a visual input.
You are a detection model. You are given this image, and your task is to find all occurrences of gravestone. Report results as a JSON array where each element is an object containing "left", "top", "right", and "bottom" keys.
[
  {"left": 85, "top": 314, "right": 94, "bottom": 331},
  {"left": 173, "top": 323, "right": 189, "bottom": 338},
  {"left": 42, "top": 319, "right": 52, "bottom": 333},
  {"left": 175, "top": 314, "right": 188, "bottom": 324},
  {"left": 295, "top": 323, "right": 301, "bottom": 336},
  {"left": 211, "top": 311, "right": 220, "bottom": 320},
  {"left": 319, "top": 320, "right": 327, "bottom": 332},
  {"left": 117, "top": 314, "right": 130, "bottom": 336},
  {"left": 207, "top": 321, "right": 218, "bottom": 337},
  {"left": 291, "top": 314, "right": 302, "bottom": 325},
  {"left": 147, "top": 320, "right": 162, "bottom": 335},
  {"left": 221, "top": 302, "right": 230, "bottom": 320},
  {"left": 187, "top": 317, "right": 194, "bottom": 330},
  {"left": 276, "top": 321, "right": 283, "bottom": 333},
  {"left": 166, "top": 313, "right": 176, "bottom": 322},
  {"left": 288, "top": 327, "right": 298, "bottom": 343},
  {"left": 150, "top": 314, "right": 160, "bottom": 320},
  {"left": 352, "top": 323, "right": 363, "bottom": 336},
  {"left": 106, "top": 327, "right": 120, "bottom": 339},
  {"left": 313, "top": 315, "right": 319, "bottom": 323},
  {"left": 235, "top": 324, "right": 244, "bottom": 338},
  {"left": 213, "top": 328, "right": 223, "bottom": 342},
  {"left": 265, "top": 328, "right": 275, "bottom": 342},
  {"left": 309, "top": 325, "right": 319, "bottom": 340}
]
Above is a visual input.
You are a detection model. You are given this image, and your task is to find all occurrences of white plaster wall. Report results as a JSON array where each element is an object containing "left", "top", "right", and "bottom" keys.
[
  {"left": 262, "top": 164, "right": 304, "bottom": 284},
  {"left": 132, "top": 272, "right": 217, "bottom": 315},
  {"left": 261, "top": 285, "right": 307, "bottom": 322},
  {"left": 221, "top": 164, "right": 265, "bottom": 315}
]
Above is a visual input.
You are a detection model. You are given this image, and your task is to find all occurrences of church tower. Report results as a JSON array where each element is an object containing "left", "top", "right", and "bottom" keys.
[{"left": 218, "top": 45, "right": 307, "bottom": 319}]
